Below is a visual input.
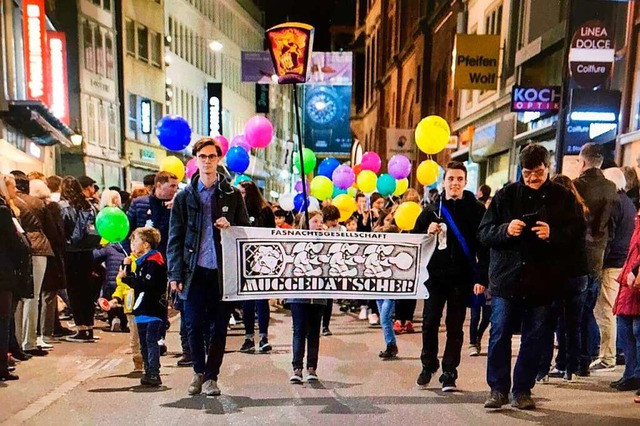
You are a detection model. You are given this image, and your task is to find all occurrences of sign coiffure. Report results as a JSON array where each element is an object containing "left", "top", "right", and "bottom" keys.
[
  {"left": 23, "top": 0, "right": 48, "bottom": 102},
  {"left": 511, "top": 86, "right": 561, "bottom": 112}
]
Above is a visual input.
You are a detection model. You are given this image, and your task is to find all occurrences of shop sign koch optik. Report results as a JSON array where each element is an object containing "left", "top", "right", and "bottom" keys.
[{"left": 511, "top": 86, "right": 561, "bottom": 112}]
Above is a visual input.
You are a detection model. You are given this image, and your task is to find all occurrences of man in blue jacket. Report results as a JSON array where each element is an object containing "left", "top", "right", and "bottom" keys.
[{"left": 167, "top": 137, "right": 250, "bottom": 397}]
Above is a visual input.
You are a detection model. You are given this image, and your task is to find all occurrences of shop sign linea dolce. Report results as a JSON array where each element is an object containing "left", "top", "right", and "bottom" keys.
[
  {"left": 511, "top": 86, "right": 561, "bottom": 112},
  {"left": 453, "top": 35, "right": 501, "bottom": 91},
  {"left": 23, "top": 0, "right": 48, "bottom": 102},
  {"left": 568, "top": 20, "right": 614, "bottom": 89}
]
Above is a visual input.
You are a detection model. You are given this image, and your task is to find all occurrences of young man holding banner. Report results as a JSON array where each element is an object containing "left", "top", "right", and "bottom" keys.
[{"left": 413, "top": 161, "right": 488, "bottom": 392}]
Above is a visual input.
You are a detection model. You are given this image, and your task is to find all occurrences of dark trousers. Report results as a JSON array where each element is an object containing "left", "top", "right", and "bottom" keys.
[
  {"left": 396, "top": 299, "right": 417, "bottom": 323},
  {"left": 291, "top": 303, "right": 324, "bottom": 370},
  {"left": 322, "top": 300, "right": 333, "bottom": 329},
  {"left": 137, "top": 319, "right": 163, "bottom": 376},
  {"left": 66, "top": 251, "right": 98, "bottom": 327},
  {"left": 0, "top": 291, "right": 11, "bottom": 374},
  {"left": 470, "top": 304, "right": 492, "bottom": 346},
  {"left": 487, "top": 296, "right": 552, "bottom": 396},
  {"left": 174, "top": 298, "right": 190, "bottom": 356},
  {"left": 9, "top": 296, "right": 20, "bottom": 354},
  {"left": 421, "top": 277, "right": 468, "bottom": 376},
  {"left": 107, "top": 307, "right": 128, "bottom": 329},
  {"left": 618, "top": 315, "right": 640, "bottom": 380},
  {"left": 242, "top": 299, "right": 270, "bottom": 338},
  {"left": 183, "top": 267, "right": 230, "bottom": 382},
  {"left": 580, "top": 274, "right": 601, "bottom": 370}
]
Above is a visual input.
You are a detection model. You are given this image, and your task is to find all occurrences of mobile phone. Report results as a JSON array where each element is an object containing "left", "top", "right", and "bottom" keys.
[{"left": 522, "top": 212, "right": 539, "bottom": 228}]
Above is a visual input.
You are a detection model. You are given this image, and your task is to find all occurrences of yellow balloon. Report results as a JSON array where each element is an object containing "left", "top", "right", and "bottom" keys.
[
  {"left": 160, "top": 156, "right": 185, "bottom": 181},
  {"left": 347, "top": 187, "right": 358, "bottom": 198},
  {"left": 417, "top": 160, "right": 439, "bottom": 186},
  {"left": 415, "top": 115, "right": 450, "bottom": 154},
  {"left": 333, "top": 194, "right": 357, "bottom": 222},
  {"left": 310, "top": 176, "right": 334, "bottom": 201},
  {"left": 395, "top": 201, "right": 422, "bottom": 231},
  {"left": 357, "top": 170, "right": 378, "bottom": 193},
  {"left": 393, "top": 178, "right": 409, "bottom": 196}
]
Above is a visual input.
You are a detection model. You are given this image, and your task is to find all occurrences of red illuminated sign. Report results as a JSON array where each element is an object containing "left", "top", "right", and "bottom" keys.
[
  {"left": 23, "top": 0, "right": 49, "bottom": 102},
  {"left": 48, "top": 32, "right": 69, "bottom": 124}
]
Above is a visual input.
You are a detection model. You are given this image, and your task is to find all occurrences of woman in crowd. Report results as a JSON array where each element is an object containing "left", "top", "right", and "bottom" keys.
[
  {"left": 622, "top": 166, "right": 640, "bottom": 211},
  {"left": 238, "top": 180, "right": 275, "bottom": 354},
  {"left": 60, "top": 176, "right": 101, "bottom": 342}
]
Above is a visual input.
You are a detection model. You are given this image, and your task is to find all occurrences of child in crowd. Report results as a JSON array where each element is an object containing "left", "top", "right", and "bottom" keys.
[
  {"left": 118, "top": 227, "right": 168, "bottom": 387},
  {"left": 274, "top": 208, "right": 292, "bottom": 229},
  {"left": 93, "top": 242, "right": 128, "bottom": 332},
  {"left": 469, "top": 288, "right": 492, "bottom": 356},
  {"left": 345, "top": 214, "right": 358, "bottom": 232},
  {"left": 286, "top": 210, "right": 328, "bottom": 383},
  {"left": 112, "top": 250, "right": 142, "bottom": 370}
]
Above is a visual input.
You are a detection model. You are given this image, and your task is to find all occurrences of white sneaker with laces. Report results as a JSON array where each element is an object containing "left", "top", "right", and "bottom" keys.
[
  {"left": 110, "top": 318, "right": 121, "bottom": 332},
  {"left": 229, "top": 314, "right": 237, "bottom": 326},
  {"left": 368, "top": 313, "right": 380, "bottom": 325},
  {"left": 202, "top": 379, "right": 221, "bottom": 396}
]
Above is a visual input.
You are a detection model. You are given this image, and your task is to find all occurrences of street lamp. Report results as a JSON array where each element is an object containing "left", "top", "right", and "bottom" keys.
[{"left": 70, "top": 133, "right": 83, "bottom": 146}]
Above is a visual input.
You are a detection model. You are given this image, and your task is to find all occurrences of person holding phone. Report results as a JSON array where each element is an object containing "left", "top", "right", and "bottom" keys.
[{"left": 479, "top": 144, "right": 585, "bottom": 410}]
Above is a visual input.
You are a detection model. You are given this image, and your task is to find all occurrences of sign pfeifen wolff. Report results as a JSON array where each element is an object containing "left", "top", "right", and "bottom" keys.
[
  {"left": 568, "top": 20, "right": 614, "bottom": 89},
  {"left": 511, "top": 86, "right": 561, "bottom": 112},
  {"left": 207, "top": 83, "right": 222, "bottom": 137}
]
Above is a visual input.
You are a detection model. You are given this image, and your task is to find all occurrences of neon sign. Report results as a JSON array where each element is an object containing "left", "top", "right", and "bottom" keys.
[
  {"left": 48, "top": 32, "right": 69, "bottom": 123},
  {"left": 141, "top": 99, "right": 152, "bottom": 134},
  {"left": 23, "top": 0, "right": 48, "bottom": 101}
]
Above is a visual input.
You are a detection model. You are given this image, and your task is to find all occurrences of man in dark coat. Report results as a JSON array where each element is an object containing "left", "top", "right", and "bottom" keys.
[
  {"left": 413, "top": 161, "right": 488, "bottom": 392},
  {"left": 479, "top": 144, "right": 585, "bottom": 410},
  {"left": 167, "top": 137, "right": 250, "bottom": 397}
]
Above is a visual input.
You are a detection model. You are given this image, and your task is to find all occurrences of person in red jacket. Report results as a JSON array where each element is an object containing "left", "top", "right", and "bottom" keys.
[{"left": 613, "top": 213, "right": 640, "bottom": 397}]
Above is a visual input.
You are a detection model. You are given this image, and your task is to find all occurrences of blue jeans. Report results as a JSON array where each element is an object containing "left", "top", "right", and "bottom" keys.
[
  {"left": 487, "top": 296, "right": 552, "bottom": 396},
  {"left": 183, "top": 267, "right": 230, "bottom": 381},
  {"left": 290, "top": 303, "right": 323, "bottom": 370},
  {"left": 243, "top": 300, "right": 270, "bottom": 338},
  {"left": 470, "top": 303, "right": 492, "bottom": 346},
  {"left": 377, "top": 299, "right": 396, "bottom": 345},
  {"left": 580, "top": 274, "right": 601, "bottom": 370},
  {"left": 137, "top": 320, "right": 163, "bottom": 376},
  {"left": 618, "top": 315, "right": 640, "bottom": 380}
]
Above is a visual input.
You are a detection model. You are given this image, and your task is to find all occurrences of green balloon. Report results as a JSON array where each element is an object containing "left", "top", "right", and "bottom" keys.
[
  {"left": 377, "top": 173, "right": 397, "bottom": 197},
  {"left": 96, "top": 207, "right": 130, "bottom": 243},
  {"left": 294, "top": 147, "right": 317, "bottom": 174}
]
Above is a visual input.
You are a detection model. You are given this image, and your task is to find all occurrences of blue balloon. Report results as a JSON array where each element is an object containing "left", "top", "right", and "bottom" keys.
[
  {"left": 332, "top": 186, "right": 348, "bottom": 198},
  {"left": 226, "top": 146, "right": 250, "bottom": 173},
  {"left": 294, "top": 193, "right": 309, "bottom": 213},
  {"left": 156, "top": 115, "right": 192, "bottom": 151},
  {"left": 317, "top": 157, "right": 340, "bottom": 179}
]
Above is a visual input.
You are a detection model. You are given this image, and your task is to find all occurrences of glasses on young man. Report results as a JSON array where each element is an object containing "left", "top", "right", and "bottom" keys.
[{"left": 197, "top": 153, "right": 218, "bottom": 162}]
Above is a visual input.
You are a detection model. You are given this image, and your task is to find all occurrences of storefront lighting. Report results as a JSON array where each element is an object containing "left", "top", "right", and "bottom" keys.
[
  {"left": 589, "top": 122, "right": 617, "bottom": 139},
  {"left": 70, "top": 133, "right": 83, "bottom": 146},
  {"left": 166, "top": 77, "right": 172, "bottom": 85},
  {"left": 29, "top": 142, "right": 41, "bottom": 158},
  {"left": 570, "top": 111, "right": 617, "bottom": 122}
]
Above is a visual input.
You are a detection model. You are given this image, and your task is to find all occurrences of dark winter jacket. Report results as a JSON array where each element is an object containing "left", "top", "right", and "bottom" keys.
[
  {"left": 573, "top": 168, "right": 617, "bottom": 275},
  {"left": 0, "top": 197, "right": 31, "bottom": 295},
  {"left": 604, "top": 191, "right": 637, "bottom": 269},
  {"left": 127, "top": 193, "right": 172, "bottom": 256},
  {"left": 412, "top": 190, "right": 488, "bottom": 286},
  {"left": 249, "top": 206, "right": 276, "bottom": 228},
  {"left": 93, "top": 243, "right": 127, "bottom": 297},
  {"left": 121, "top": 250, "right": 168, "bottom": 320},
  {"left": 478, "top": 179, "right": 586, "bottom": 305},
  {"left": 14, "top": 193, "right": 53, "bottom": 257},
  {"left": 41, "top": 201, "right": 67, "bottom": 291},
  {"left": 167, "top": 173, "right": 250, "bottom": 299}
]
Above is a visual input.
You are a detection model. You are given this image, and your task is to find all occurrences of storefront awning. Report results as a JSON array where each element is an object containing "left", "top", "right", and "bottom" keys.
[{"left": 0, "top": 100, "right": 75, "bottom": 147}]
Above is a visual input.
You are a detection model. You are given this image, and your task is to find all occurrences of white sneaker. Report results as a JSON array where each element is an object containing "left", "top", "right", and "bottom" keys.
[
  {"left": 368, "top": 313, "right": 380, "bottom": 325},
  {"left": 37, "top": 337, "right": 53, "bottom": 349},
  {"left": 110, "top": 318, "right": 121, "bottom": 332},
  {"left": 229, "top": 314, "right": 237, "bottom": 326},
  {"left": 202, "top": 379, "right": 221, "bottom": 396},
  {"left": 358, "top": 306, "right": 368, "bottom": 320},
  {"left": 468, "top": 344, "right": 479, "bottom": 357}
]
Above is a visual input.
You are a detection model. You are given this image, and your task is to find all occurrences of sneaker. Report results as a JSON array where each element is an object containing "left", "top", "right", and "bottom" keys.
[
  {"left": 510, "top": 393, "right": 536, "bottom": 410},
  {"left": 404, "top": 321, "right": 415, "bottom": 334},
  {"left": 110, "top": 318, "right": 121, "bottom": 332},
  {"left": 614, "top": 378, "right": 640, "bottom": 391},
  {"left": 24, "top": 348, "right": 49, "bottom": 356},
  {"left": 358, "top": 306, "right": 368, "bottom": 320},
  {"left": 321, "top": 327, "right": 332, "bottom": 336},
  {"left": 240, "top": 338, "right": 255, "bottom": 353},
  {"left": 229, "top": 314, "right": 237, "bottom": 326},
  {"left": 548, "top": 368, "right": 565, "bottom": 378},
  {"left": 258, "top": 338, "right": 272, "bottom": 353},
  {"left": 36, "top": 337, "right": 54, "bottom": 350},
  {"left": 52, "top": 327, "right": 75, "bottom": 337},
  {"left": 11, "top": 351, "right": 32, "bottom": 361},
  {"left": 290, "top": 369, "right": 303, "bottom": 384},
  {"left": 0, "top": 371, "right": 19, "bottom": 381},
  {"left": 177, "top": 355, "right": 193, "bottom": 367},
  {"left": 379, "top": 343, "right": 398, "bottom": 359},
  {"left": 202, "top": 379, "right": 221, "bottom": 396},
  {"left": 484, "top": 391, "right": 509, "bottom": 409},
  {"left": 610, "top": 377, "right": 625, "bottom": 388},
  {"left": 188, "top": 373, "right": 204, "bottom": 395},
  {"left": 563, "top": 371, "right": 576, "bottom": 383},
  {"left": 590, "top": 360, "right": 616, "bottom": 372},
  {"left": 307, "top": 368, "right": 319, "bottom": 382},
  {"left": 140, "top": 373, "right": 162, "bottom": 387},
  {"left": 393, "top": 320, "right": 404, "bottom": 334},
  {"left": 440, "top": 372, "right": 457, "bottom": 392},
  {"left": 469, "top": 344, "right": 480, "bottom": 357},
  {"left": 65, "top": 330, "right": 94, "bottom": 343},
  {"left": 368, "top": 313, "right": 380, "bottom": 325},
  {"left": 535, "top": 373, "right": 549, "bottom": 384},
  {"left": 416, "top": 368, "right": 433, "bottom": 388}
]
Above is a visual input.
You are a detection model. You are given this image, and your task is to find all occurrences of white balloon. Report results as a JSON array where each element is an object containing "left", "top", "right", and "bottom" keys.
[
  {"left": 308, "top": 196, "right": 320, "bottom": 211},
  {"left": 279, "top": 192, "right": 295, "bottom": 211}
]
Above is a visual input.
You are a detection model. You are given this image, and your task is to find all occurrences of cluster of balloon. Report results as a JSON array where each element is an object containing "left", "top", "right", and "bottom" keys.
[{"left": 96, "top": 207, "right": 130, "bottom": 243}]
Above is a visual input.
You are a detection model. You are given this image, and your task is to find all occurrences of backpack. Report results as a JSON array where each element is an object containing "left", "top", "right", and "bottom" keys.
[{"left": 67, "top": 205, "right": 101, "bottom": 250}]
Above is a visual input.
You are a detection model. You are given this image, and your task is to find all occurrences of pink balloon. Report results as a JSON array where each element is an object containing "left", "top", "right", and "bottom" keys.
[
  {"left": 214, "top": 135, "right": 229, "bottom": 156},
  {"left": 185, "top": 158, "right": 198, "bottom": 179},
  {"left": 361, "top": 151, "right": 382, "bottom": 173},
  {"left": 245, "top": 116, "right": 274, "bottom": 149},
  {"left": 231, "top": 135, "right": 251, "bottom": 152},
  {"left": 295, "top": 179, "right": 310, "bottom": 193}
]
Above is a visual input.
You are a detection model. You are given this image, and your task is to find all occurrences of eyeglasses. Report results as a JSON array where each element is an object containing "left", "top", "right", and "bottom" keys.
[
  {"left": 522, "top": 168, "right": 547, "bottom": 179},
  {"left": 197, "top": 153, "right": 218, "bottom": 162}
]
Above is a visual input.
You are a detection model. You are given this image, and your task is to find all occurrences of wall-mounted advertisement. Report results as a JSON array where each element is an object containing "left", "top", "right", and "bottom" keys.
[
  {"left": 385, "top": 128, "right": 416, "bottom": 160},
  {"left": 303, "top": 85, "right": 352, "bottom": 154},
  {"left": 511, "top": 86, "right": 561, "bottom": 112}
]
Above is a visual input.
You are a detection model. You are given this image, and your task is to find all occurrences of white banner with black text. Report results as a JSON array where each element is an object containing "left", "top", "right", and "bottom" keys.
[{"left": 221, "top": 227, "right": 436, "bottom": 301}]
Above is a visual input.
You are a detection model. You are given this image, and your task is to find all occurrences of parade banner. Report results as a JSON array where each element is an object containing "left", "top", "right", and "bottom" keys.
[{"left": 221, "top": 227, "right": 436, "bottom": 301}]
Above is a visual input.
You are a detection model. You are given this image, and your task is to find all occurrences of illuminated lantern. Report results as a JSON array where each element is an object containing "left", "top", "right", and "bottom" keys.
[{"left": 266, "top": 23, "right": 315, "bottom": 84}]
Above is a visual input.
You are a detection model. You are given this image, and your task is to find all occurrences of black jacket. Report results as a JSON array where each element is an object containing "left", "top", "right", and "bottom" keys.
[
  {"left": 573, "top": 168, "right": 617, "bottom": 273},
  {"left": 478, "top": 179, "right": 586, "bottom": 305},
  {"left": 167, "top": 173, "right": 250, "bottom": 299},
  {"left": 413, "top": 190, "right": 488, "bottom": 286},
  {"left": 122, "top": 251, "right": 168, "bottom": 320},
  {"left": 0, "top": 198, "right": 31, "bottom": 295},
  {"left": 604, "top": 191, "right": 637, "bottom": 269},
  {"left": 41, "top": 201, "right": 67, "bottom": 291}
]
